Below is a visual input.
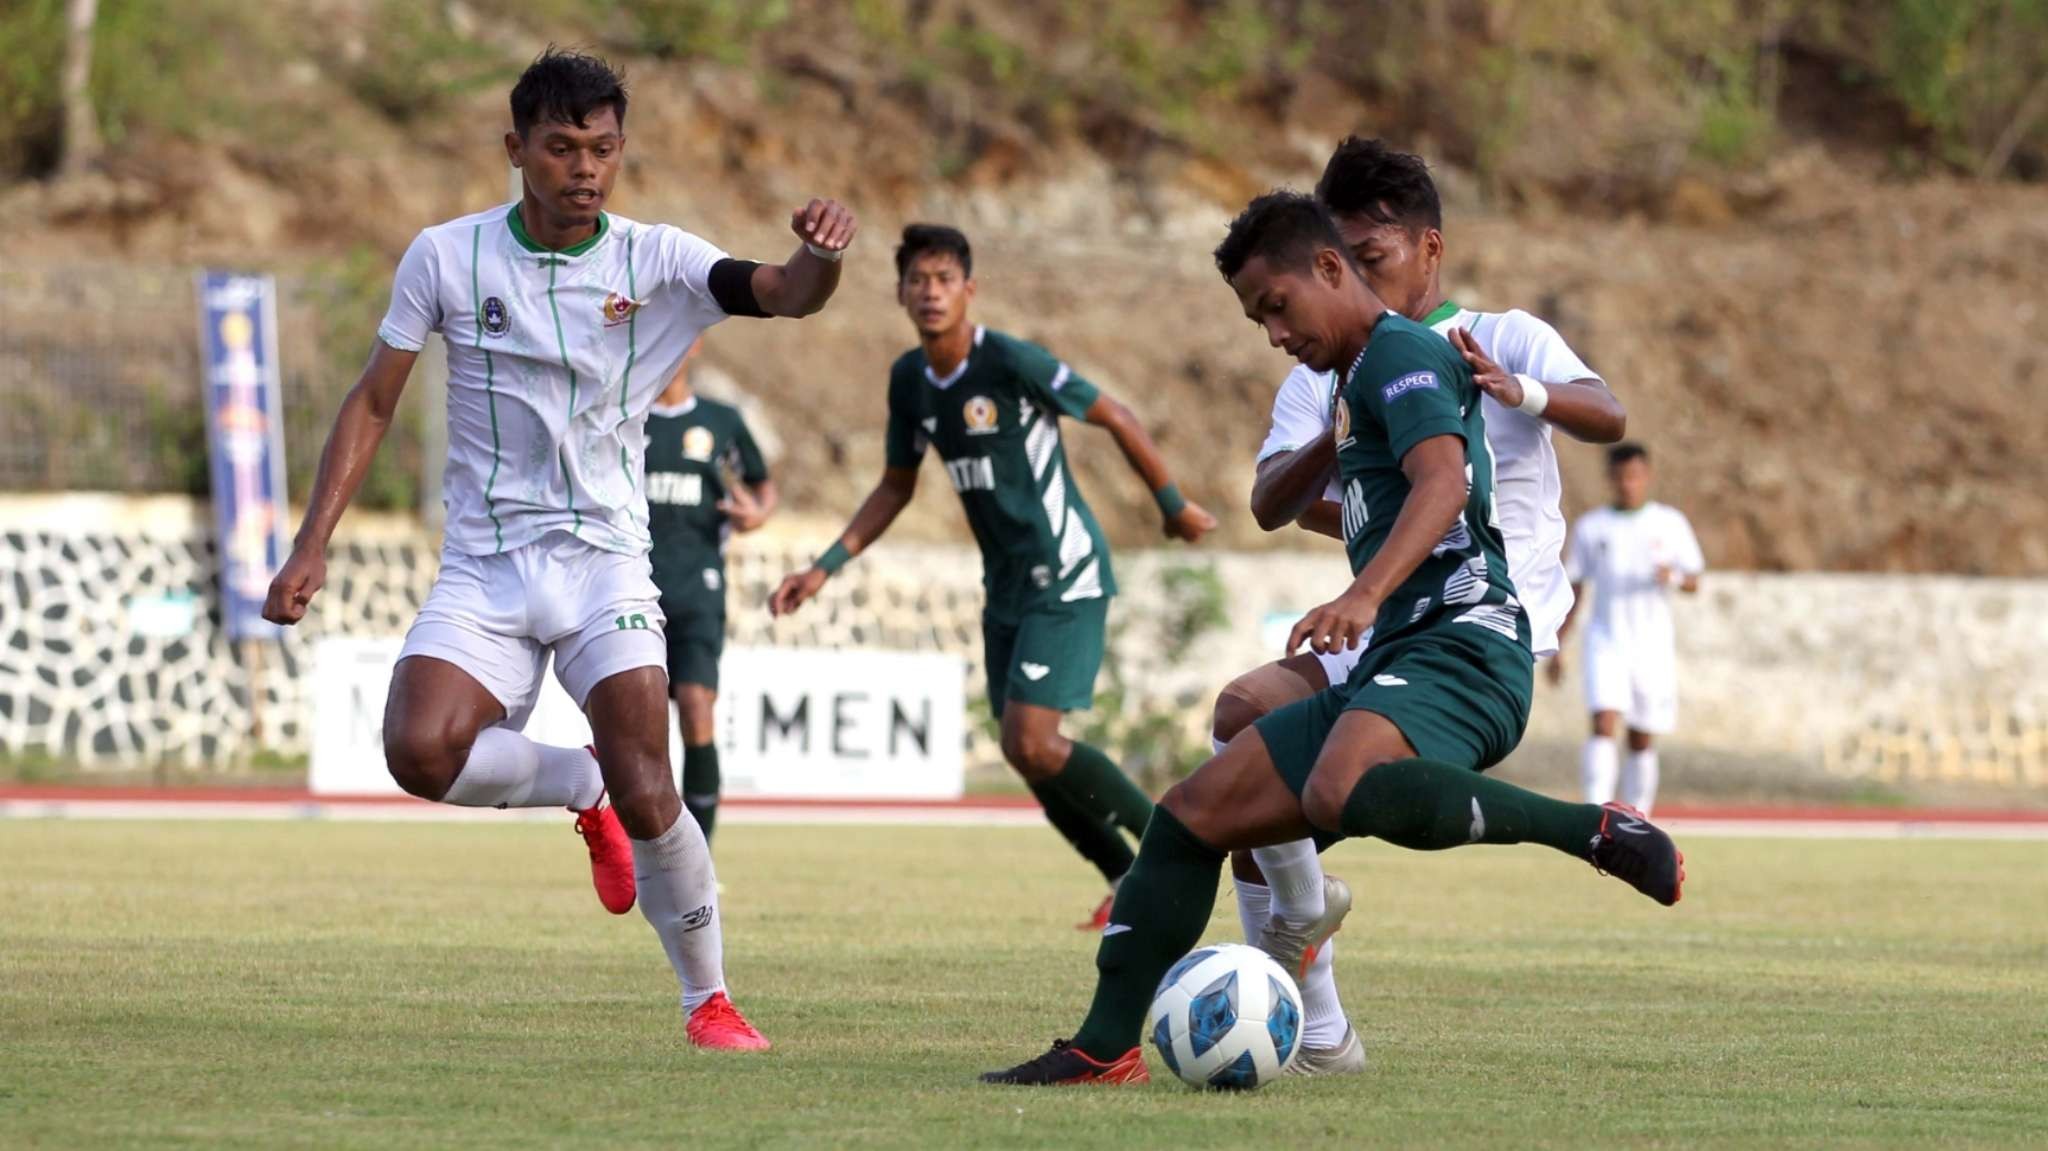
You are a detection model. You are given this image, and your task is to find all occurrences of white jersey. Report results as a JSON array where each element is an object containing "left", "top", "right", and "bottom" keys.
[
  {"left": 378, "top": 203, "right": 737, "bottom": 558},
  {"left": 1564, "top": 501, "right": 1705, "bottom": 655},
  {"left": 1256, "top": 305, "right": 1602, "bottom": 655}
]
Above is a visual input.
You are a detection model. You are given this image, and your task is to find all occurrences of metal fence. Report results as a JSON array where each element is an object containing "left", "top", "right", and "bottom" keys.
[{"left": 0, "top": 261, "right": 427, "bottom": 507}]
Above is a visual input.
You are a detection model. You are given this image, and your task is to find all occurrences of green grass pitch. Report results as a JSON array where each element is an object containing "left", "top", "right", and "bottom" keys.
[{"left": 2, "top": 820, "right": 2044, "bottom": 1149}]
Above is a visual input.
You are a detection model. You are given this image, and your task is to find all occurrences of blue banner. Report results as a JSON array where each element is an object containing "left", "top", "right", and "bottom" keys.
[{"left": 196, "top": 272, "right": 289, "bottom": 641}]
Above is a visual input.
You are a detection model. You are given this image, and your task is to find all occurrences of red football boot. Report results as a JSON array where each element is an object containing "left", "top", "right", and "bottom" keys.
[
  {"left": 572, "top": 788, "right": 636, "bottom": 915},
  {"left": 980, "top": 1039, "right": 1149, "bottom": 1085},
  {"left": 1076, "top": 893, "right": 1114, "bottom": 931},
  {"left": 687, "top": 991, "right": 772, "bottom": 1051}
]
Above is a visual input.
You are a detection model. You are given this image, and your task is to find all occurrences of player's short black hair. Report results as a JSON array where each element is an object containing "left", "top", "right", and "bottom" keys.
[
  {"left": 1214, "top": 190, "right": 1356, "bottom": 281},
  {"left": 1609, "top": 442, "right": 1651, "bottom": 467},
  {"left": 895, "top": 224, "right": 973, "bottom": 280},
  {"left": 1315, "top": 136, "right": 1442, "bottom": 234},
  {"left": 510, "top": 46, "right": 628, "bottom": 137}
]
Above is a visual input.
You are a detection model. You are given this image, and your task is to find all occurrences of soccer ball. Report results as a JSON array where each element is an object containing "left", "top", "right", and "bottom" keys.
[{"left": 1145, "top": 943, "right": 1303, "bottom": 1089}]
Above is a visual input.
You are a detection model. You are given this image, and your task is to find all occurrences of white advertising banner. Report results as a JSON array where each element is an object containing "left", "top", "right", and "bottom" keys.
[{"left": 309, "top": 639, "right": 967, "bottom": 800}]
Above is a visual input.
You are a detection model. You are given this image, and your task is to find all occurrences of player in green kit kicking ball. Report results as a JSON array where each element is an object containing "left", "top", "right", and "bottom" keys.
[
  {"left": 645, "top": 337, "right": 777, "bottom": 845},
  {"left": 769, "top": 225, "right": 1217, "bottom": 927},
  {"left": 982, "top": 192, "right": 1685, "bottom": 1086}
]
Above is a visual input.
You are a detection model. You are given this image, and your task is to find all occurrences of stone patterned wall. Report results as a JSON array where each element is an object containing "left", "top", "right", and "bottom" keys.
[{"left": 3, "top": 496, "right": 2044, "bottom": 793}]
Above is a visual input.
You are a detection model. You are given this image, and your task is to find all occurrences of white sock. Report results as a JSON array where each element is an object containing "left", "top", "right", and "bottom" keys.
[
  {"left": 632, "top": 814, "right": 726, "bottom": 1014},
  {"left": 1299, "top": 935, "right": 1348, "bottom": 1048},
  {"left": 1581, "top": 735, "right": 1620, "bottom": 804},
  {"left": 440, "top": 729, "right": 602, "bottom": 810},
  {"left": 1251, "top": 839, "right": 1325, "bottom": 923},
  {"left": 1233, "top": 876, "right": 1271, "bottom": 943},
  {"left": 1624, "top": 747, "right": 1660, "bottom": 816}
]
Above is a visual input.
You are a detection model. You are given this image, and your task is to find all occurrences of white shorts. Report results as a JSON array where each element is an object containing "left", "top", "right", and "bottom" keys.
[
  {"left": 1314, "top": 645, "right": 1364, "bottom": 689},
  {"left": 398, "top": 532, "right": 667, "bottom": 729},
  {"left": 1583, "top": 634, "right": 1677, "bottom": 735}
]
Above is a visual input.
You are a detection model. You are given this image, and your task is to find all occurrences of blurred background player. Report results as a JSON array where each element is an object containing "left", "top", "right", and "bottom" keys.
[
  {"left": 645, "top": 336, "right": 777, "bottom": 846},
  {"left": 262, "top": 48, "right": 857, "bottom": 1051},
  {"left": 1211, "top": 138, "right": 1627, "bottom": 1075},
  {"left": 1556, "top": 443, "right": 1705, "bottom": 816},
  {"left": 769, "top": 224, "right": 1216, "bottom": 927}
]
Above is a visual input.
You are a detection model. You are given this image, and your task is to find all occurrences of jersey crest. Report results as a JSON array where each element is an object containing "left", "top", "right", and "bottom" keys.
[
  {"left": 600, "top": 291, "right": 645, "bottom": 327},
  {"left": 682, "top": 426, "right": 716, "bottom": 462},
  {"left": 963, "top": 395, "right": 999, "bottom": 435},
  {"left": 1333, "top": 396, "right": 1352, "bottom": 446},
  {"left": 481, "top": 296, "right": 509, "bottom": 337}
]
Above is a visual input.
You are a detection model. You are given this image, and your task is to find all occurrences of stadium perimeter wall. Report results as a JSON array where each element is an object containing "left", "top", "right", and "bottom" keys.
[{"left": 1, "top": 495, "right": 2042, "bottom": 796}]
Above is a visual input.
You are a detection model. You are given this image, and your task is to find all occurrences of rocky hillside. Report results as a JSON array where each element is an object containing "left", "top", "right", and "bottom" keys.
[{"left": 5, "top": 0, "right": 2046, "bottom": 573}]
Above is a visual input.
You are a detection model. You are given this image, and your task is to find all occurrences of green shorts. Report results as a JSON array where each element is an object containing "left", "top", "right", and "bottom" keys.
[
  {"left": 660, "top": 585, "right": 726, "bottom": 692},
  {"left": 1253, "top": 623, "right": 1534, "bottom": 800},
  {"left": 982, "top": 598, "right": 1109, "bottom": 720}
]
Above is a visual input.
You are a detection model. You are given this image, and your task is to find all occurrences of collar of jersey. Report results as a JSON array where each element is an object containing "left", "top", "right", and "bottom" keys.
[
  {"left": 924, "top": 325, "right": 985, "bottom": 389},
  {"left": 649, "top": 396, "right": 699, "bottom": 418},
  {"left": 1422, "top": 299, "right": 1462, "bottom": 327},
  {"left": 505, "top": 204, "right": 610, "bottom": 259}
]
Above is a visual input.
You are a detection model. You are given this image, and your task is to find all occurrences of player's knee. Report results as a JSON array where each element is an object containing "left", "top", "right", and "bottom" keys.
[
  {"left": 603, "top": 752, "right": 680, "bottom": 840},
  {"left": 1591, "top": 711, "right": 1621, "bottom": 738},
  {"left": 1301, "top": 769, "right": 1350, "bottom": 835},
  {"left": 1211, "top": 683, "right": 1264, "bottom": 746},
  {"left": 382, "top": 727, "right": 464, "bottom": 802},
  {"left": 999, "top": 726, "right": 1066, "bottom": 781}
]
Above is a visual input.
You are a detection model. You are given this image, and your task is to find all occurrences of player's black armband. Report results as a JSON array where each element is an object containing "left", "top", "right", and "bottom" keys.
[{"left": 707, "top": 258, "right": 770, "bottom": 318}]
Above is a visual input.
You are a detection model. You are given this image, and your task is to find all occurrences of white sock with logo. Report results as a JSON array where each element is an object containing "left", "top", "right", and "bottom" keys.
[
  {"left": 1623, "top": 748, "right": 1660, "bottom": 816},
  {"left": 439, "top": 728, "right": 603, "bottom": 810},
  {"left": 1581, "top": 735, "right": 1620, "bottom": 805},
  {"left": 632, "top": 813, "right": 726, "bottom": 1014},
  {"left": 1298, "top": 933, "right": 1348, "bottom": 1049},
  {"left": 1252, "top": 839, "right": 1325, "bottom": 923}
]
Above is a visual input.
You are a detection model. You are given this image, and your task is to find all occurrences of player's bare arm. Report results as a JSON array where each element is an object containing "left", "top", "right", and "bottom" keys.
[
  {"left": 1081, "top": 394, "right": 1216, "bottom": 542},
  {"left": 1287, "top": 433, "right": 1469, "bottom": 656},
  {"left": 1448, "top": 326, "right": 1625, "bottom": 444},
  {"left": 1250, "top": 426, "right": 1339, "bottom": 532},
  {"left": 1293, "top": 499, "right": 1344, "bottom": 540},
  {"left": 263, "top": 340, "right": 418, "bottom": 625},
  {"left": 767, "top": 465, "right": 917, "bottom": 617},
  {"left": 717, "top": 479, "right": 778, "bottom": 533},
  {"left": 746, "top": 198, "right": 858, "bottom": 318}
]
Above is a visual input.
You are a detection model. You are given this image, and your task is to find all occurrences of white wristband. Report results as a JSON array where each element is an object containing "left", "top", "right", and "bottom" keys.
[
  {"left": 1514, "top": 374, "right": 1549, "bottom": 417},
  {"left": 804, "top": 241, "right": 844, "bottom": 263}
]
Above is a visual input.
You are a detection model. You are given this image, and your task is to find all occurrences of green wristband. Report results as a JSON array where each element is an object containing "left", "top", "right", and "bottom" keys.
[
  {"left": 1153, "top": 483, "right": 1188, "bottom": 521},
  {"left": 816, "top": 540, "right": 852, "bottom": 575}
]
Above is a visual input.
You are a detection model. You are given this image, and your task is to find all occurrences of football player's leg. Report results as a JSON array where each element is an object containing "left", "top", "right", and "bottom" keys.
[
  {"left": 985, "top": 721, "right": 1318, "bottom": 1083},
  {"left": 559, "top": 556, "right": 764, "bottom": 1047},
  {"left": 1001, "top": 602, "right": 1152, "bottom": 839},
  {"left": 1621, "top": 649, "right": 1677, "bottom": 816},
  {"left": 666, "top": 600, "right": 725, "bottom": 842},
  {"left": 1313, "top": 640, "right": 1682, "bottom": 905},
  {"left": 387, "top": 556, "right": 600, "bottom": 811},
  {"left": 1582, "top": 637, "right": 1628, "bottom": 803},
  {"left": 1069, "top": 722, "right": 1318, "bottom": 1059}
]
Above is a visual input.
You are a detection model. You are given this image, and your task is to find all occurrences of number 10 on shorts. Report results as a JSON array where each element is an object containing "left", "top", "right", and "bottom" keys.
[{"left": 615, "top": 613, "right": 649, "bottom": 630}]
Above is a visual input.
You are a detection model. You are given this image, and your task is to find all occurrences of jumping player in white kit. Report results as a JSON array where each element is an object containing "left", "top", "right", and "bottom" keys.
[
  {"left": 1210, "top": 139, "right": 1628, "bottom": 1073},
  {"left": 262, "top": 49, "right": 857, "bottom": 1051},
  {"left": 1555, "top": 443, "right": 1704, "bottom": 816}
]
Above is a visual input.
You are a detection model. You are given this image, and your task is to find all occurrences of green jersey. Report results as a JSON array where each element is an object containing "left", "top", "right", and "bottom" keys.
[
  {"left": 644, "top": 395, "right": 767, "bottom": 601},
  {"left": 1335, "top": 312, "right": 1527, "bottom": 649},
  {"left": 885, "top": 326, "right": 1116, "bottom": 621}
]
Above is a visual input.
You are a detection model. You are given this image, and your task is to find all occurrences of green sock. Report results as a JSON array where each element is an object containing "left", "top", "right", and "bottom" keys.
[
  {"left": 1340, "top": 757, "right": 1605, "bottom": 857},
  {"left": 1047, "top": 741, "right": 1154, "bottom": 838},
  {"left": 682, "top": 743, "right": 720, "bottom": 844},
  {"left": 1029, "top": 781, "right": 1136, "bottom": 884},
  {"left": 1071, "top": 806, "right": 1224, "bottom": 1059}
]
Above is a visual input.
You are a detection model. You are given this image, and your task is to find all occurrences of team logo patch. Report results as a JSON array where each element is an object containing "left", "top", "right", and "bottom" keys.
[
  {"left": 600, "top": 291, "right": 645, "bottom": 327},
  {"left": 1382, "top": 370, "right": 1439, "bottom": 402},
  {"left": 963, "top": 395, "right": 999, "bottom": 435},
  {"left": 682, "top": 426, "right": 716, "bottom": 462},
  {"left": 481, "top": 297, "right": 509, "bottom": 337},
  {"left": 1333, "top": 397, "right": 1352, "bottom": 444}
]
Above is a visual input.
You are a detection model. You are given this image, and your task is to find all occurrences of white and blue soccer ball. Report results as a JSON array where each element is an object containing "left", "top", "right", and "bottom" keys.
[{"left": 1145, "top": 943, "right": 1303, "bottom": 1089}]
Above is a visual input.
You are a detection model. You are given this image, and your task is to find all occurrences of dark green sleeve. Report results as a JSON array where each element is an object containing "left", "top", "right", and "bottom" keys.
[
  {"left": 1004, "top": 335, "right": 1099, "bottom": 420},
  {"left": 884, "top": 362, "right": 927, "bottom": 469},
  {"left": 1350, "top": 330, "right": 1469, "bottom": 463},
  {"left": 730, "top": 412, "right": 769, "bottom": 483}
]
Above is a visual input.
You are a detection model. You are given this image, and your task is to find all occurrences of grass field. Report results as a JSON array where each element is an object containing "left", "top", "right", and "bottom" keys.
[{"left": 2, "top": 820, "right": 2044, "bottom": 1149}]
